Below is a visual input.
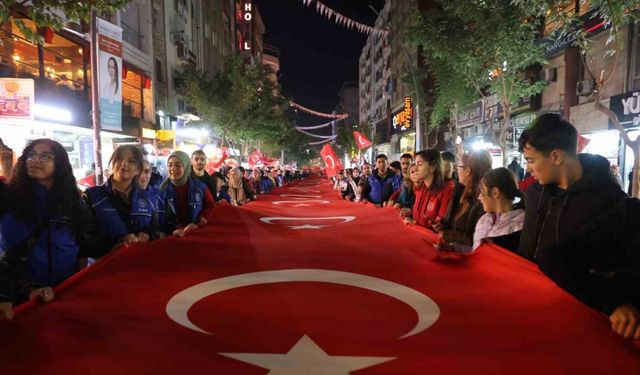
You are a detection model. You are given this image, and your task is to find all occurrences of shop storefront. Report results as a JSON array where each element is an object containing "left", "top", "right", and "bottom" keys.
[
  {"left": 607, "top": 90, "right": 640, "bottom": 190},
  {"left": 389, "top": 96, "right": 415, "bottom": 158}
]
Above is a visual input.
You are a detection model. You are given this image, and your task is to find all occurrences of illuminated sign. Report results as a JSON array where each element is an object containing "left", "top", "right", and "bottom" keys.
[
  {"left": 391, "top": 96, "right": 413, "bottom": 132},
  {"left": 241, "top": 1, "right": 252, "bottom": 51}
]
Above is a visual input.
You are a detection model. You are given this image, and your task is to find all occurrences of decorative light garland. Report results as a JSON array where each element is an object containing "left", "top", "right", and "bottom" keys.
[
  {"left": 309, "top": 137, "right": 336, "bottom": 145},
  {"left": 290, "top": 101, "right": 349, "bottom": 120},
  {"left": 296, "top": 127, "right": 336, "bottom": 139},
  {"left": 298, "top": 0, "right": 389, "bottom": 37},
  {"left": 295, "top": 120, "right": 334, "bottom": 130}
]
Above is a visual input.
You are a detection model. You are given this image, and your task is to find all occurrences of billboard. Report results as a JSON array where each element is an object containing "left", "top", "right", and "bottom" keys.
[
  {"left": 0, "top": 78, "right": 34, "bottom": 120},
  {"left": 97, "top": 18, "right": 123, "bottom": 131}
]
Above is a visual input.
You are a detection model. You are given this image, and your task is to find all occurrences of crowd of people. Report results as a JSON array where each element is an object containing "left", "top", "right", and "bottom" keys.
[
  {"left": 331, "top": 113, "right": 640, "bottom": 340},
  {"left": 0, "top": 141, "right": 307, "bottom": 321},
  {"left": 0, "top": 113, "right": 638, "bottom": 341}
]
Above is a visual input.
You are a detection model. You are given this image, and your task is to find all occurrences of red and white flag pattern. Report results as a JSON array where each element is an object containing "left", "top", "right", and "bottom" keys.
[
  {"left": 320, "top": 143, "right": 343, "bottom": 177},
  {"left": 353, "top": 131, "right": 373, "bottom": 150}
]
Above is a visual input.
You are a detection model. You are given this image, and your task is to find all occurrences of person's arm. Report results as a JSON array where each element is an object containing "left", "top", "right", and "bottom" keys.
[{"left": 197, "top": 187, "right": 216, "bottom": 225}]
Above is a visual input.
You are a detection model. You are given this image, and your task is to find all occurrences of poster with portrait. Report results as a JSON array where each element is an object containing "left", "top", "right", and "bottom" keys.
[
  {"left": 0, "top": 78, "right": 34, "bottom": 120},
  {"left": 97, "top": 18, "right": 123, "bottom": 132}
]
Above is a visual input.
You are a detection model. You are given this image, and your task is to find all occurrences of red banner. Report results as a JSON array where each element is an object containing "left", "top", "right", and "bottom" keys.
[
  {"left": 248, "top": 149, "right": 264, "bottom": 168},
  {"left": 2, "top": 178, "right": 639, "bottom": 374},
  {"left": 320, "top": 143, "right": 343, "bottom": 177},
  {"left": 353, "top": 131, "right": 373, "bottom": 150},
  {"left": 578, "top": 134, "right": 591, "bottom": 153}
]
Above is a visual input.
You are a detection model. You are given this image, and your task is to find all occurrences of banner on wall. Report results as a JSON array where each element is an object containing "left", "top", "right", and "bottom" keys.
[
  {"left": 97, "top": 18, "right": 123, "bottom": 132},
  {"left": 0, "top": 78, "right": 34, "bottom": 120}
]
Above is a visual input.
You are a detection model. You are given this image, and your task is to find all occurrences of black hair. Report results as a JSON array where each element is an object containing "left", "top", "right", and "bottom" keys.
[
  {"left": 8, "top": 139, "right": 83, "bottom": 234},
  {"left": 400, "top": 153, "right": 413, "bottom": 160},
  {"left": 414, "top": 148, "right": 444, "bottom": 191},
  {"left": 390, "top": 161, "right": 401, "bottom": 170},
  {"left": 482, "top": 167, "right": 520, "bottom": 201},
  {"left": 518, "top": 113, "right": 577, "bottom": 157},
  {"left": 441, "top": 151, "right": 456, "bottom": 163},
  {"left": 191, "top": 149, "right": 206, "bottom": 157},
  {"left": 375, "top": 154, "right": 388, "bottom": 161}
]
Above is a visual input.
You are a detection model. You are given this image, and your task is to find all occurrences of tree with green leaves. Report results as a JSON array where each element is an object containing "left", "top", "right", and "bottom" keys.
[
  {"left": 517, "top": 0, "right": 640, "bottom": 195},
  {"left": 409, "top": 0, "right": 547, "bottom": 166},
  {"left": 176, "top": 55, "right": 296, "bottom": 163},
  {"left": 1, "top": 0, "right": 130, "bottom": 44}
]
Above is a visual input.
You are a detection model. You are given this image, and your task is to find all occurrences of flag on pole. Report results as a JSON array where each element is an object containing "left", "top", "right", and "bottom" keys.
[
  {"left": 320, "top": 143, "right": 343, "bottom": 177},
  {"left": 353, "top": 131, "right": 373, "bottom": 150}
]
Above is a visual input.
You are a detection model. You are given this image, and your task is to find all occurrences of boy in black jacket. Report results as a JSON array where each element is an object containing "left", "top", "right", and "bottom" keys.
[{"left": 517, "top": 113, "right": 634, "bottom": 339}]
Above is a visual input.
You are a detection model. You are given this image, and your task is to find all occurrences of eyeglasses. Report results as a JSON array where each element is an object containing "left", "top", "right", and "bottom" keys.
[
  {"left": 26, "top": 152, "right": 54, "bottom": 163},
  {"left": 455, "top": 164, "right": 467, "bottom": 169}
]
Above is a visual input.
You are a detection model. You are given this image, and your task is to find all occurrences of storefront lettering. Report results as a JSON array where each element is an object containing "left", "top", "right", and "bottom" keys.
[
  {"left": 391, "top": 97, "right": 413, "bottom": 132},
  {"left": 621, "top": 92, "right": 640, "bottom": 116}
]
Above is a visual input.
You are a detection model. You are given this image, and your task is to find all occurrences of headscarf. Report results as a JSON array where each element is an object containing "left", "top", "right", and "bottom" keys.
[{"left": 161, "top": 150, "right": 191, "bottom": 189}]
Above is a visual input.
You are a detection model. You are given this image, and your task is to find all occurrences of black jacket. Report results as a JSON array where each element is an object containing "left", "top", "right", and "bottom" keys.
[
  {"left": 518, "top": 154, "right": 627, "bottom": 261},
  {"left": 539, "top": 198, "right": 640, "bottom": 314}
]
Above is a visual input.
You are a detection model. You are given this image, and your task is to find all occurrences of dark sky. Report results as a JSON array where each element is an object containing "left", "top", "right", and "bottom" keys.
[{"left": 255, "top": 0, "right": 385, "bottom": 128}]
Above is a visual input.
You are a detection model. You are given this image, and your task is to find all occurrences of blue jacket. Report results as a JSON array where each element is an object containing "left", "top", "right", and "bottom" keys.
[
  {"left": 162, "top": 177, "right": 207, "bottom": 224},
  {"left": 366, "top": 170, "right": 402, "bottom": 204},
  {"left": 0, "top": 184, "right": 79, "bottom": 287},
  {"left": 85, "top": 179, "right": 156, "bottom": 247},
  {"left": 261, "top": 177, "right": 273, "bottom": 194}
]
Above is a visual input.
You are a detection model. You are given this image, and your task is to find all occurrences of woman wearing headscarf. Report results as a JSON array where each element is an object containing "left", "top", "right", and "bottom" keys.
[
  {"left": 160, "top": 151, "right": 215, "bottom": 237},
  {"left": 0, "top": 139, "right": 90, "bottom": 321},
  {"left": 83, "top": 145, "right": 157, "bottom": 256},
  {"left": 227, "top": 167, "right": 254, "bottom": 206}
]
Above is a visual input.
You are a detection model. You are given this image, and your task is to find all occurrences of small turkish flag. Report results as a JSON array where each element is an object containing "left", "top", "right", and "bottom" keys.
[
  {"left": 320, "top": 144, "right": 343, "bottom": 178},
  {"left": 577, "top": 135, "right": 590, "bottom": 153},
  {"left": 248, "top": 150, "right": 265, "bottom": 168},
  {"left": 353, "top": 131, "right": 373, "bottom": 150}
]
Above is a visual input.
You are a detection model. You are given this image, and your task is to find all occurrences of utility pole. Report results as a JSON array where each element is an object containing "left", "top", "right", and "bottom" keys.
[{"left": 90, "top": 10, "right": 104, "bottom": 185}]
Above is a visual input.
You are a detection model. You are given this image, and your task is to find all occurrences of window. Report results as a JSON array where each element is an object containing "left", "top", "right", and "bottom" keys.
[{"left": 155, "top": 59, "right": 164, "bottom": 84}]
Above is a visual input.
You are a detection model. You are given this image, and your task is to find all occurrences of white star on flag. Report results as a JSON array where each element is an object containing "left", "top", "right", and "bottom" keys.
[{"left": 219, "top": 335, "right": 395, "bottom": 375}]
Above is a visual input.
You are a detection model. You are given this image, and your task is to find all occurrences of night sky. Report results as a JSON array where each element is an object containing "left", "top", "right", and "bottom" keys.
[{"left": 255, "top": 0, "right": 385, "bottom": 129}]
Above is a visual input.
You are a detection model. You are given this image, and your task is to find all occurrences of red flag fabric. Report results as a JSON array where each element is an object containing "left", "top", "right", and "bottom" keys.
[
  {"left": 76, "top": 173, "right": 97, "bottom": 188},
  {"left": 578, "top": 134, "right": 590, "bottom": 153},
  {"left": 320, "top": 143, "right": 343, "bottom": 177},
  {"left": 2, "top": 178, "right": 639, "bottom": 374},
  {"left": 353, "top": 131, "right": 373, "bottom": 150},
  {"left": 205, "top": 147, "right": 228, "bottom": 174},
  {"left": 248, "top": 149, "right": 265, "bottom": 168}
]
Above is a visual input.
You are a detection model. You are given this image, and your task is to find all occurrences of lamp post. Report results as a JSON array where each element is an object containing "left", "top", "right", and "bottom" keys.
[
  {"left": 369, "top": 3, "right": 422, "bottom": 151},
  {"left": 90, "top": 10, "right": 104, "bottom": 186}
]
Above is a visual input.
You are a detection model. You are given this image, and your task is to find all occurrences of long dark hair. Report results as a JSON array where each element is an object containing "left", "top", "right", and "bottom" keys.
[
  {"left": 456, "top": 150, "right": 492, "bottom": 220},
  {"left": 414, "top": 149, "right": 444, "bottom": 191},
  {"left": 108, "top": 56, "right": 119, "bottom": 94},
  {"left": 108, "top": 144, "right": 144, "bottom": 176},
  {"left": 482, "top": 167, "right": 520, "bottom": 201},
  {"left": 7, "top": 139, "right": 83, "bottom": 232}
]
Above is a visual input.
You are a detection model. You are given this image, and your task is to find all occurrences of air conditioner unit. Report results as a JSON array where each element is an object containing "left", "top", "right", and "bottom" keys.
[
  {"left": 543, "top": 67, "right": 557, "bottom": 82},
  {"left": 576, "top": 80, "right": 595, "bottom": 96}
]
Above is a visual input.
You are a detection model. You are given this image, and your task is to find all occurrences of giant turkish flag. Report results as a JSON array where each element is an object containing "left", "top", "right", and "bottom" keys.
[
  {"left": 1, "top": 178, "right": 639, "bottom": 374},
  {"left": 353, "top": 131, "right": 373, "bottom": 150},
  {"left": 320, "top": 143, "right": 343, "bottom": 178}
]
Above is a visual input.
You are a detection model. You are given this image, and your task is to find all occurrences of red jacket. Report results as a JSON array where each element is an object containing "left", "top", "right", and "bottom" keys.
[{"left": 412, "top": 179, "right": 455, "bottom": 229}]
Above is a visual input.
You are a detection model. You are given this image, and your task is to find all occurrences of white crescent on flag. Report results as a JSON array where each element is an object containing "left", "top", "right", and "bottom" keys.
[
  {"left": 324, "top": 155, "right": 335, "bottom": 169},
  {"left": 358, "top": 135, "right": 365, "bottom": 146}
]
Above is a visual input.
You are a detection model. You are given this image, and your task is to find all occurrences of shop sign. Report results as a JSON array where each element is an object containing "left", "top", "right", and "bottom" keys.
[
  {"left": 455, "top": 100, "right": 484, "bottom": 128},
  {"left": 506, "top": 112, "right": 536, "bottom": 143},
  {"left": 142, "top": 128, "right": 157, "bottom": 139},
  {"left": 0, "top": 78, "right": 34, "bottom": 120},
  {"left": 156, "top": 129, "right": 175, "bottom": 149},
  {"left": 609, "top": 91, "right": 640, "bottom": 129},
  {"left": 391, "top": 96, "right": 413, "bottom": 133},
  {"left": 97, "top": 18, "right": 123, "bottom": 132}
]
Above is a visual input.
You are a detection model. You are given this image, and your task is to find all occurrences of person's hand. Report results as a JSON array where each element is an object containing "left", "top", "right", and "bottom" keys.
[
  {"left": 610, "top": 303, "right": 640, "bottom": 340},
  {"left": 431, "top": 217, "right": 443, "bottom": 232},
  {"left": 137, "top": 232, "right": 150, "bottom": 243},
  {"left": 387, "top": 200, "right": 395, "bottom": 207},
  {"left": 393, "top": 203, "right": 402, "bottom": 209},
  {"left": 173, "top": 228, "right": 186, "bottom": 237},
  {"left": 184, "top": 223, "right": 198, "bottom": 233},
  {"left": 197, "top": 216, "right": 208, "bottom": 226},
  {"left": 403, "top": 217, "right": 416, "bottom": 225},
  {"left": 399, "top": 208, "right": 411, "bottom": 219},
  {"left": 29, "top": 287, "right": 54, "bottom": 303},
  {"left": 121, "top": 234, "right": 139, "bottom": 246},
  {"left": 0, "top": 302, "right": 14, "bottom": 322},
  {"left": 382, "top": 201, "right": 388, "bottom": 208}
]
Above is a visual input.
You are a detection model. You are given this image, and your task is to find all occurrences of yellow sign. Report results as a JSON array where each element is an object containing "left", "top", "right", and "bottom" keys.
[
  {"left": 391, "top": 96, "right": 413, "bottom": 131},
  {"left": 156, "top": 130, "right": 175, "bottom": 141}
]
